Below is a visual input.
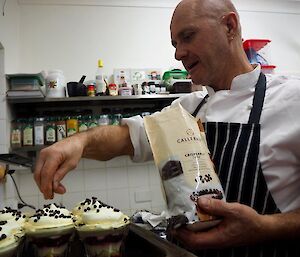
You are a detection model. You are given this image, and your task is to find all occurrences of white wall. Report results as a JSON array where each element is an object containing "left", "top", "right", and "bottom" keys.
[
  {"left": 0, "top": 0, "right": 20, "bottom": 73},
  {"left": 1, "top": 0, "right": 300, "bottom": 214},
  {"left": 16, "top": 0, "right": 300, "bottom": 81}
]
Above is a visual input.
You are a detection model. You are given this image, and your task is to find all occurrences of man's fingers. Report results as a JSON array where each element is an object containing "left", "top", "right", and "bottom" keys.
[
  {"left": 197, "top": 197, "right": 239, "bottom": 217},
  {"left": 54, "top": 182, "right": 66, "bottom": 194},
  {"left": 39, "top": 157, "right": 61, "bottom": 199},
  {"left": 52, "top": 163, "right": 71, "bottom": 193}
]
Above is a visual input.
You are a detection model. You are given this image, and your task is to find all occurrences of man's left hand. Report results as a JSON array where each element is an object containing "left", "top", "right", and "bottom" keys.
[{"left": 172, "top": 197, "right": 269, "bottom": 250}]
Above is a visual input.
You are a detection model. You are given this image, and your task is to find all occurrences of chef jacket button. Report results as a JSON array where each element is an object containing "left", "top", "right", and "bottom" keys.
[{"left": 247, "top": 104, "right": 252, "bottom": 110}]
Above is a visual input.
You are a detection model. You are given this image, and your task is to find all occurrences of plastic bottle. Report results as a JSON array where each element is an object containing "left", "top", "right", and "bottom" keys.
[{"left": 95, "top": 59, "right": 106, "bottom": 95}]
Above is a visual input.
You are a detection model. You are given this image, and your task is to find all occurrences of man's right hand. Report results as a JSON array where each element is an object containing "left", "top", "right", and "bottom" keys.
[{"left": 34, "top": 133, "right": 86, "bottom": 199}]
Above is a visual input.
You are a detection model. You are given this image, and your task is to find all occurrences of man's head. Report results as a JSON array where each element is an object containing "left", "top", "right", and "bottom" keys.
[{"left": 170, "top": 0, "right": 250, "bottom": 90}]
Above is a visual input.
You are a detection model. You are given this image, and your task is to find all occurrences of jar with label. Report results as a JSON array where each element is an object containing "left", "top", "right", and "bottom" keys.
[
  {"left": 34, "top": 117, "right": 45, "bottom": 146},
  {"left": 111, "top": 114, "right": 122, "bottom": 125},
  {"left": 98, "top": 114, "right": 110, "bottom": 126},
  {"left": 88, "top": 115, "right": 98, "bottom": 129},
  {"left": 56, "top": 116, "right": 66, "bottom": 141},
  {"left": 87, "top": 84, "right": 96, "bottom": 97},
  {"left": 66, "top": 116, "right": 78, "bottom": 137},
  {"left": 11, "top": 119, "right": 22, "bottom": 148},
  {"left": 23, "top": 118, "right": 33, "bottom": 146},
  {"left": 45, "top": 117, "right": 56, "bottom": 145},
  {"left": 78, "top": 115, "right": 88, "bottom": 132},
  {"left": 46, "top": 69, "right": 66, "bottom": 98}
]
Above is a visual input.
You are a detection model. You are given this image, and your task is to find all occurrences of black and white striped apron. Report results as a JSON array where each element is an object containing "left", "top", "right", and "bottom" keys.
[{"left": 192, "top": 73, "right": 299, "bottom": 257}]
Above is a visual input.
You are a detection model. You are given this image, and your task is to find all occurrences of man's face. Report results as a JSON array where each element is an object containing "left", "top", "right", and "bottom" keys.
[{"left": 170, "top": 6, "right": 228, "bottom": 86}]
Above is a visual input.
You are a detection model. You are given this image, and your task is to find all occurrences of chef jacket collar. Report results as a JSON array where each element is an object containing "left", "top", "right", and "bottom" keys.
[{"left": 206, "top": 64, "right": 261, "bottom": 97}]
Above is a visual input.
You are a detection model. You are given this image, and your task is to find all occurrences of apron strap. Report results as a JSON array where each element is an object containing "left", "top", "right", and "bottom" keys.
[
  {"left": 191, "top": 94, "right": 209, "bottom": 117},
  {"left": 248, "top": 72, "right": 267, "bottom": 124}
]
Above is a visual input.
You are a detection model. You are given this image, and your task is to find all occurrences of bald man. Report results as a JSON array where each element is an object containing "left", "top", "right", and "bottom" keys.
[{"left": 35, "top": 0, "right": 300, "bottom": 255}]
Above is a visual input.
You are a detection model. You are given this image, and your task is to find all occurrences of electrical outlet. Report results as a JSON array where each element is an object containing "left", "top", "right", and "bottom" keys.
[{"left": 134, "top": 190, "right": 152, "bottom": 203}]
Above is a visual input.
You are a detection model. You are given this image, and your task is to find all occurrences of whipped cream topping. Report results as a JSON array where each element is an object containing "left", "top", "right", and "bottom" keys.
[
  {"left": 72, "top": 197, "right": 129, "bottom": 230},
  {"left": 26, "top": 203, "right": 73, "bottom": 230},
  {"left": 0, "top": 220, "right": 24, "bottom": 249},
  {"left": 0, "top": 207, "right": 27, "bottom": 225}
]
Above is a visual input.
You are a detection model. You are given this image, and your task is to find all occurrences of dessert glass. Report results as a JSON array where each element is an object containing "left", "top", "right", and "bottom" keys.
[
  {"left": 73, "top": 198, "right": 130, "bottom": 257},
  {"left": 24, "top": 204, "right": 74, "bottom": 257},
  {"left": 0, "top": 208, "right": 26, "bottom": 257}
]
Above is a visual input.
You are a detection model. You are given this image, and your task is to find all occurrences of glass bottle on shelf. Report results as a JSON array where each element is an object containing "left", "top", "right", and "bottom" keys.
[
  {"left": 45, "top": 117, "right": 56, "bottom": 145},
  {"left": 23, "top": 118, "right": 33, "bottom": 146},
  {"left": 34, "top": 117, "right": 45, "bottom": 146},
  {"left": 66, "top": 116, "right": 78, "bottom": 137},
  {"left": 56, "top": 116, "right": 66, "bottom": 141},
  {"left": 88, "top": 115, "right": 98, "bottom": 129},
  {"left": 11, "top": 119, "right": 22, "bottom": 148},
  {"left": 78, "top": 115, "right": 88, "bottom": 132}
]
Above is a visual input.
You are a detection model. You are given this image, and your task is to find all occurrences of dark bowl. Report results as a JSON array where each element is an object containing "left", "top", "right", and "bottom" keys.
[{"left": 67, "top": 82, "right": 87, "bottom": 97}]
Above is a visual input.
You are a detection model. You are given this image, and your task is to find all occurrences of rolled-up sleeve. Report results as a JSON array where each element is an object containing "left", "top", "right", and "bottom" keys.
[{"left": 121, "top": 115, "right": 153, "bottom": 162}]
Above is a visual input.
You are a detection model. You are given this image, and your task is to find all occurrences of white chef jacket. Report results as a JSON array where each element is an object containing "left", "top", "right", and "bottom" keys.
[{"left": 122, "top": 65, "right": 300, "bottom": 213}]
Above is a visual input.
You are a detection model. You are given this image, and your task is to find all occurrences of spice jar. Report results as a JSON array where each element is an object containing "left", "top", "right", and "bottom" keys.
[
  {"left": 11, "top": 119, "right": 22, "bottom": 148},
  {"left": 87, "top": 84, "right": 96, "bottom": 97},
  {"left": 23, "top": 118, "right": 33, "bottom": 146},
  {"left": 56, "top": 116, "right": 66, "bottom": 141},
  {"left": 66, "top": 116, "right": 78, "bottom": 137},
  {"left": 78, "top": 115, "right": 88, "bottom": 132},
  {"left": 88, "top": 115, "right": 98, "bottom": 129},
  {"left": 45, "top": 117, "right": 56, "bottom": 145},
  {"left": 98, "top": 114, "right": 110, "bottom": 126},
  {"left": 34, "top": 117, "right": 45, "bottom": 146},
  {"left": 111, "top": 114, "right": 122, "bottom": 125}
]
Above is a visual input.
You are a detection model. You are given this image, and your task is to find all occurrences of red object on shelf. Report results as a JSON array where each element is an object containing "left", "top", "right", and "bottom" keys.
[
  {"left": 243, "top": 39, "right": 271, "bottom": 52},
  {"left": 261, "top": 65, "right": 276, "bottom": 69}
]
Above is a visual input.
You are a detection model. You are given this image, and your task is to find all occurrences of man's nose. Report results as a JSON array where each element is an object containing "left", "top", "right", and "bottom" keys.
[{"left": 175, "top": 46, "right": 187, "bottom": 61}]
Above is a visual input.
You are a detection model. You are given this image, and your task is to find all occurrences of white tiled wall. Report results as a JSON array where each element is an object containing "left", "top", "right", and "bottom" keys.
[{"left": 2, "top": 156, "right": 167, "bottom": 216}]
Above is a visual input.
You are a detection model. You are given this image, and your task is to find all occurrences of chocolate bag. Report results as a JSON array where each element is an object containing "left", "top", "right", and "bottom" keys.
[{"left": 144, "top": 103, "right": 225, "bottom": 225}]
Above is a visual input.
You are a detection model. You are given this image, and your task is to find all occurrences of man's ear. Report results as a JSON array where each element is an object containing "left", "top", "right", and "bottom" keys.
[{"left": 221, "top": 12, "right": 239, "bottom": 40}]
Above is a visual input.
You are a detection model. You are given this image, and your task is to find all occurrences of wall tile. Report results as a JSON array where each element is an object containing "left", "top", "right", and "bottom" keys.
[
  {"left": 3, "top": 198, "right": 18, "bottom": 209},
  {"left": 84, "top": 168, "right": 106, "bottom": 191},
  {"left": 150, "top": 185, "right": 167, "bottom": 210},
  {"left": 18, "top": 172, "right": 39, "bottom": 196},
  {"left": 11, "top": 165, "right": 30, "bottom": 172},
  {"left": 0, "top": 144, "right": 8, "bottom": 154},
  {"left": 128, "top": 165, "right": 149, "bottom": 188},
  {"left": 20, "top": 195, "right": 39, "bottom": 213},
  {"left": 0, "top": 119, "right": 6, "bottom": 145},
  {"left": 3, "top": 175, "right": 18, "bottom": 199},
  {"left": 83, "top": 158, "right": 106, "bottom": 170},
  {"left": 0, "top": 184, "right": 3, "bottom": 209},
  {"left": 106, "top": 156, "right": 127, "bottom": 168},
  {"left": 126, "top": 158, "right": 155, "bottom": 167},
  {"left": 107, "top": 188, "right": 130, "bottom": 212},
  {"left": 106, "top": 167, "right": 128, "bottom": 189},
  {"left": 148, "top": 164, "right": 161, "bottom": 186},
  {"left": 62, "top": 191, "right": 85, "bottom": 210},
  {"left": 62, "top": 169, "right": 84, "bottom": 193},
  {"left": 85, "top": 190, "right": 107, "bottom": 203},
  {"left": 78, "top": 159, "right": 84, "bottom": 169},
  {"left": 129, "top": 187, "right": 152, "bottom": 213}
]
